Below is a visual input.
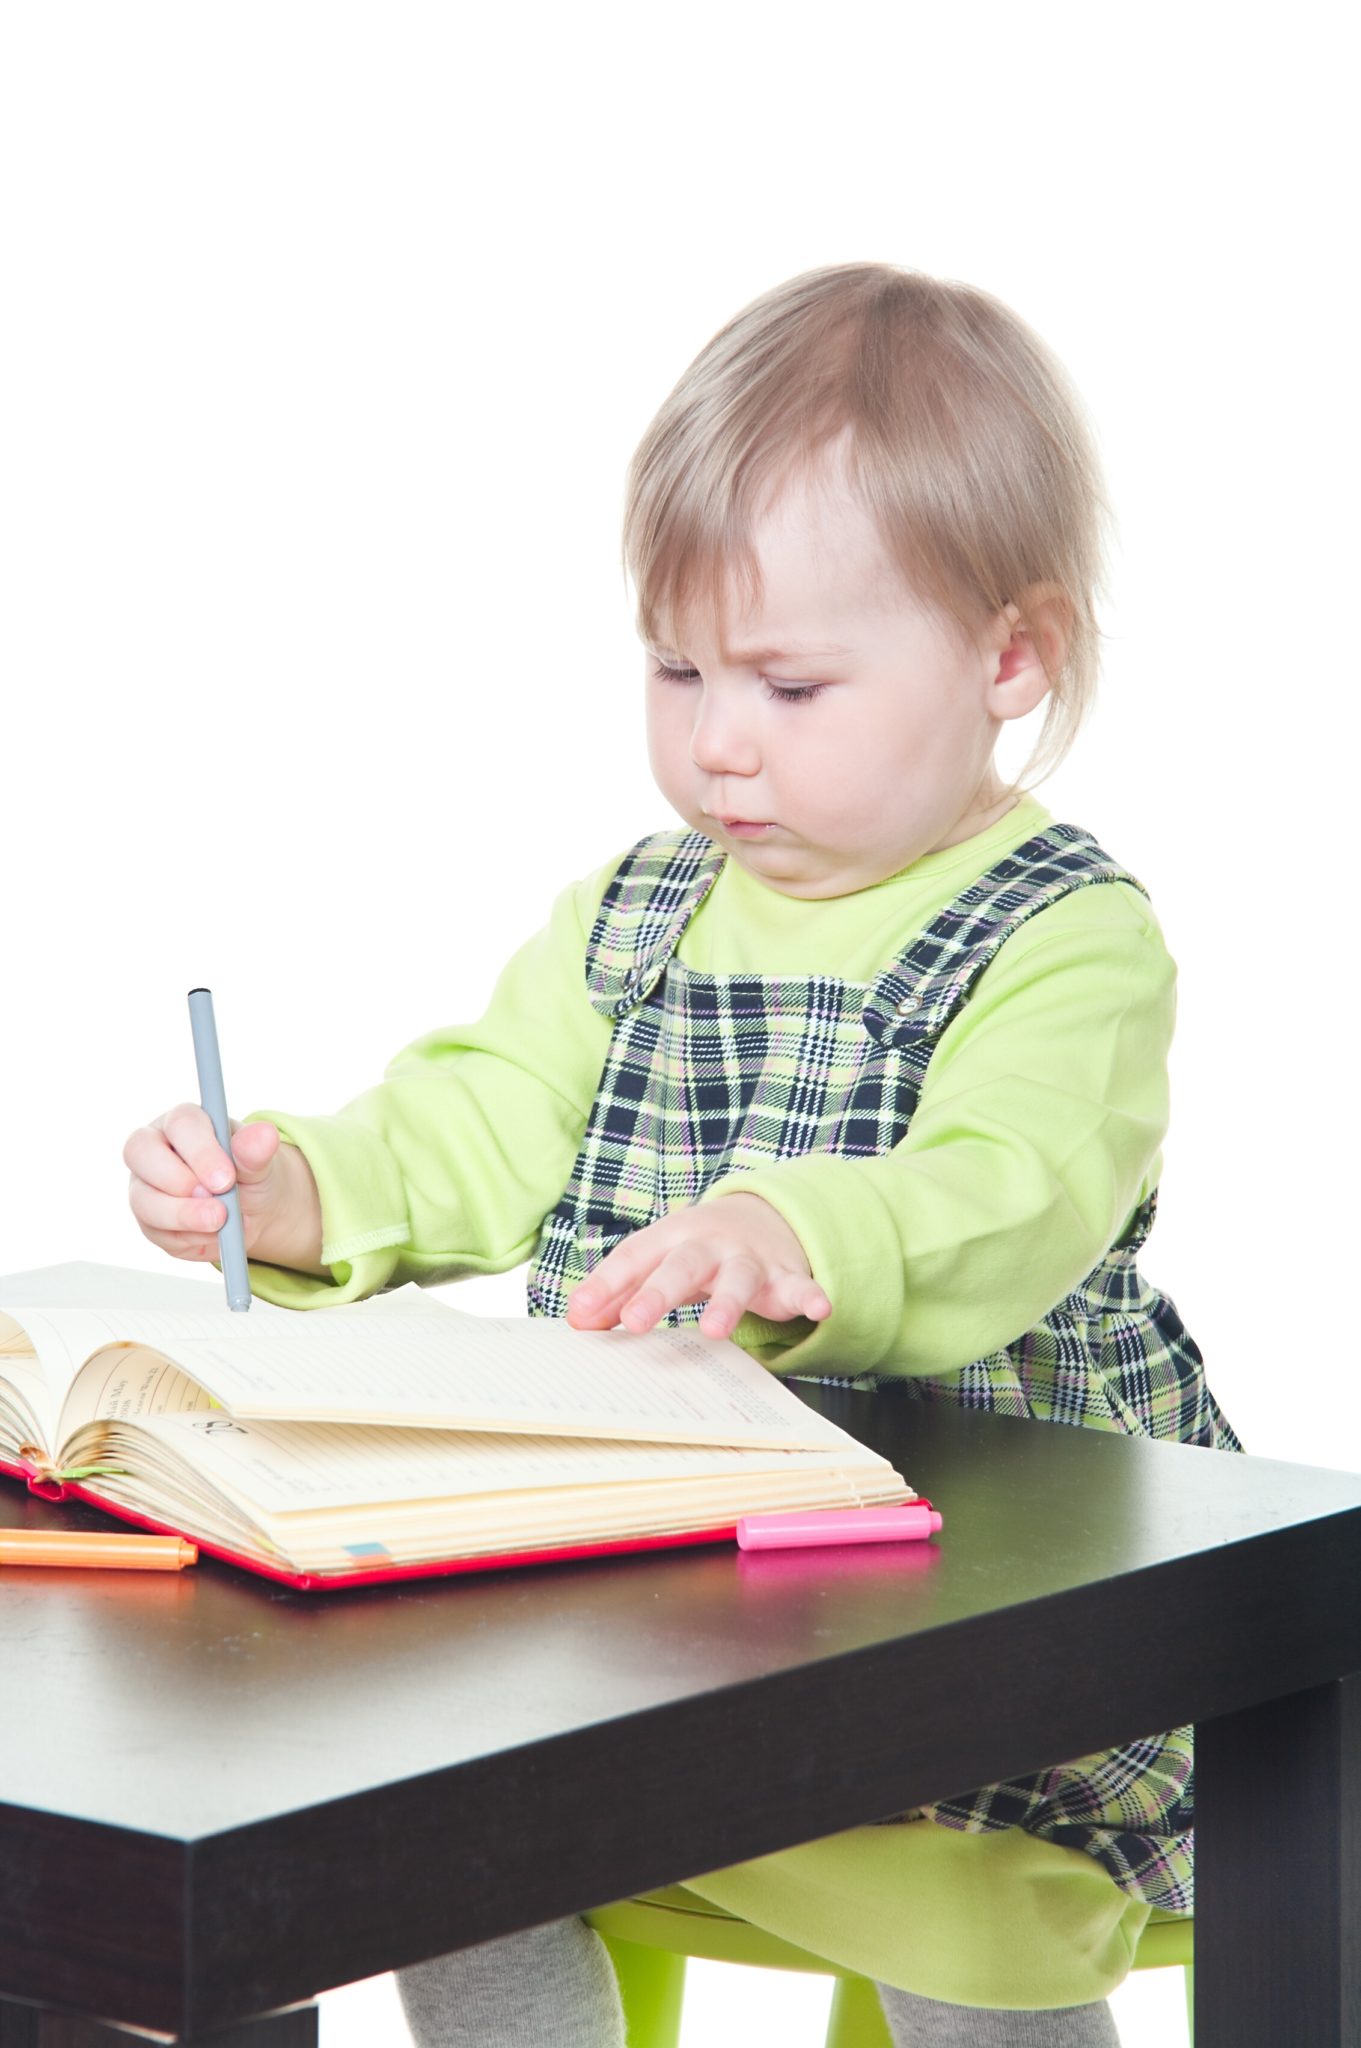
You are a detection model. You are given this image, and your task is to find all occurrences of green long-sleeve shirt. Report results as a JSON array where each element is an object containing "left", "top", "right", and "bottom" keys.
[{"left": 245, "top": 794, "right": 1174, "bottom": 1378}]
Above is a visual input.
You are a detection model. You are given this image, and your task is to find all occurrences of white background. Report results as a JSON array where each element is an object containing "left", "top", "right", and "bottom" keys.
[{"left": 1, "top": 5, "right": 1353, "bottom": 2044}]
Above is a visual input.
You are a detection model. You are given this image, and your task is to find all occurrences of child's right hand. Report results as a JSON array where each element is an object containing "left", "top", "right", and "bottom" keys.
[{"left": 123, "top": 1108, "right": 315, "bottom": 1269}]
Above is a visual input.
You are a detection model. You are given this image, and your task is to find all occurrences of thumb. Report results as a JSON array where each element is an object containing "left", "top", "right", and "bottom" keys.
[
  {"left": 229, "top": 1120, "right": 282, "bottom": 1184},
  {"left": 766, "top": 1270, "right": 832, "bottom": 1323}
]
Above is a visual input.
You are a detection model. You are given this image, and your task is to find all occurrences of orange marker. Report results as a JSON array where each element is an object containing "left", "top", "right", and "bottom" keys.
[{"left": 0, "top": 1531, "right": 198, "bottom": 1571}]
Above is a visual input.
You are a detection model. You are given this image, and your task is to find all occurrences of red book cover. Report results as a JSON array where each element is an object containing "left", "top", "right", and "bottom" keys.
[{"left": 0, "top": 1453, "right": 737, "bottom": 1591}]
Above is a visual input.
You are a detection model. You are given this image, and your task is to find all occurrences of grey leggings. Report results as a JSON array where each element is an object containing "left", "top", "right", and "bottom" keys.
[{"left": 395, "top": 1917, "right": 1121, "bottom": 2046}]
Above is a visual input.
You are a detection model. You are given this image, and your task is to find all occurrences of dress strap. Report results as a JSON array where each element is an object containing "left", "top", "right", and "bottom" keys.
[
  {"left": 584, "top": 830, "right": 725, "bottom": 1019},
  {"left": 862, "top": 823, "right": 1149, "bottom": 1052}
]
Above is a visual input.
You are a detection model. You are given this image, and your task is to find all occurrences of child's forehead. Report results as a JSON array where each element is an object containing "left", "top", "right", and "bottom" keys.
[
  {"left": 758, "top": 465, "right": 903, "bottom": 587},
  {"left": 654, "top": 483, "right": 921, "bottom": 660}
]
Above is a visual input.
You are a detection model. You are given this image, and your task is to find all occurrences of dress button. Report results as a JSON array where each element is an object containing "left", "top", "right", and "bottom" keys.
[{"left": 895, "top": 994, "right": 922, "bottom": 1015}]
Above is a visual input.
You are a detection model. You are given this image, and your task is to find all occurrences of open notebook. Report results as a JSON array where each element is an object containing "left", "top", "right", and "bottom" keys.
[{"left": 0, "top": 1264, "right": 911, "bottom": 1590}]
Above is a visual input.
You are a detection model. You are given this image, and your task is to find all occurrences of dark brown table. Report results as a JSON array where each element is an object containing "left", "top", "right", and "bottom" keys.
[{"left": 1, "top": 1265, "right": 1358, "bottom": 2047}]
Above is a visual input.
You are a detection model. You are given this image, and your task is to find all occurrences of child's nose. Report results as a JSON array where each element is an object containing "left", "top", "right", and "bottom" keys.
[{"left": 689, "top": 687, "right": 761, "bottom": 776}]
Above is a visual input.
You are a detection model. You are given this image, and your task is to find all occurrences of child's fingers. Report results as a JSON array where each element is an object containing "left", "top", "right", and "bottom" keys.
[
  {"left": 621, "top": 1247, "right": 757, "bottom": 1334},
  {"left": 564, "top": 1271, "right": 628, "bottom": 1328},
  {"left": 124, "top": 1150, "right": 230, "bottom": 1263},
  {"left": 565, "top": 1200, "right": 825, "bottom": 1334},
  {"left": 690, "top": 1256, "right": 766, "bottom": 1339},
  {"left": 703, "top": 1268, "right": 831, "bottom": 1337},
  {"left": 566, "top": 1241, "right": 658, "bottom": 1327},
  {"left": 615, "top": 1242, "right": 726, "bottom": 1331},
  {"left": 124, "top": 1105, "right": 233, "bottom": 1196},
  {"left": 134, "top": 1219, "right": 227, "bottom": 1264},
  {"left": 766, "top": 1274, "right": 832, "bottom": 1322},
  {"left": 128, "top": 1179, "right": 231, "bottom": 1242},
  {"left": 159, "top": 1102, "right": 242, "bottom": 1190},
  {"left": 569, "top": 1239, "right": 707, "bottom": 1332},
  {"left": 125, "top": 1111, "right": 283, "bottom": 1261}
]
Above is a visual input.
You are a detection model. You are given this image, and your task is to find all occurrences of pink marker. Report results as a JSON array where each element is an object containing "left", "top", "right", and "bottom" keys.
[{"left": 735, "top": 1502, "right": 943, "bottom": 1550}]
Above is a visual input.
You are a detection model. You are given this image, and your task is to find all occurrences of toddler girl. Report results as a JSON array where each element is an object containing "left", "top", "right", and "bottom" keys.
[{"left": 126, "top": 263, "right": 1240, "bottom": 2047}]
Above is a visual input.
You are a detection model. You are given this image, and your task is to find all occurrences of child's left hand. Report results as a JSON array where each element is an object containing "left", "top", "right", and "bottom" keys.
[{"left": 564, "top": 1192, "right": 832, "bottom": 1340}]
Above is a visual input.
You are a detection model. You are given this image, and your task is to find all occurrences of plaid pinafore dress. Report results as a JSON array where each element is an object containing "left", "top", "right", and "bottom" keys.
[{"left": 527, "top": 821, "right": 1241, "bottom": 1915}]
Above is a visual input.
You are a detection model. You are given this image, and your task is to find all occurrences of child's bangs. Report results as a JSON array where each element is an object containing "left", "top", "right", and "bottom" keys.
[
  {"left": 626, "top": 415, "right": 825, "bottom": 657},
  {"left": 630, "top": 487, "right": 763, "bottom": 658},
  {"left": 628, "top": 420, "right": 993, "bottom": 670}
]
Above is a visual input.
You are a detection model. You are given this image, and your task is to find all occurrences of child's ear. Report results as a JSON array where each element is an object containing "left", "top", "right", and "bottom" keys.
[{"left": 991, "top": 584, "right": 1072, "bottom": 718}]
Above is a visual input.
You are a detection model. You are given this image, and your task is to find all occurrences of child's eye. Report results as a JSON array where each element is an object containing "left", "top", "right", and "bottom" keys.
[
  {"left": 650, "top": 661, "right": 825, "bottom": 707},
  {"left": 763, "top": 679, "right": 826, "bottom": 705}
]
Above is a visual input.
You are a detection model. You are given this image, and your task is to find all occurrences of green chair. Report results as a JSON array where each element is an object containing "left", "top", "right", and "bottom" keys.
[{"left": 585, "top": 1887, "right": 1195, "bottom": 2048}]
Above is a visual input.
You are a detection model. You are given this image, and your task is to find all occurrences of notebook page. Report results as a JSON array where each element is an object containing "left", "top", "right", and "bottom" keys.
[
  {"left": 51, "top": 1294, "right": 536, "bottom": 1441},
  {"left": 55, "top": 1339, "right": 222, "bottom": 1443},
  {"left": 0, "top": 1300, "right": 288, "bottom": 1455},
  {"left": 3, "top": 1285, "right": 459, "bottom": 1419},
  {"left": 0, "top": 1360, "right": 53, "bottom": 1460},
  {"left": 3, "top": 1307, "right": 174, "bottom": 1451},
  {"left": 0, "top": 1316, "right": 64, "bottom": 1453},
  {"left": 44, "top": 1293, "right": 858, "bottom": 1452}
]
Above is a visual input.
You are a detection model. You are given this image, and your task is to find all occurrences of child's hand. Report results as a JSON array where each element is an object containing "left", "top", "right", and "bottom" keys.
[
  {"left": 565, "top": 1192, "right": 832, "bottom": 1340},
  {"left": 123, "top": 1107, "right": 323, "bottom": 1273}
]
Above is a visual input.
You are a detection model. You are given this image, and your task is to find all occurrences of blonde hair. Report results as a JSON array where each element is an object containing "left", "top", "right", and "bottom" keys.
[{"left": 623, "top": 263, "right": 1113, "bottom": 787}]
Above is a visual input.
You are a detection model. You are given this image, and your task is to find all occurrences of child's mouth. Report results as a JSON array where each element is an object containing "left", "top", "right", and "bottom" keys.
[{"left": 720, "top": 819, "right": 772, "bottom": 837}]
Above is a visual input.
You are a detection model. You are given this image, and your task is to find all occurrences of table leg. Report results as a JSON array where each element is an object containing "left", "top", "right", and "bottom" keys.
[
  {"left": 0, "top": 1999, "right": 317, "bottom": 2048},
  {"left": 1196, "top": 1671, "right": 1360, "bottom": 2047}
]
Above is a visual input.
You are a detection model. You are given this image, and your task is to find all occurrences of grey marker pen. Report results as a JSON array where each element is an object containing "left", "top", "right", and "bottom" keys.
[{"left": 187, "top": 988, "right": 252, "bottom": 1312}]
